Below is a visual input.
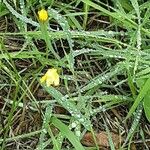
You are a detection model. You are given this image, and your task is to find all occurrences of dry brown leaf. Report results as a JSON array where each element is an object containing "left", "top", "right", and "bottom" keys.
[
  {"left": 54, "top": 106, "right": 67, "bottom": 114},
  {"left": 0, "top": 96, "right": 4, "bottom": 109},
  {"left": 130, "top": 143, "right": 137, "bottom": 150},
  {"left": 81, "top": 131, "right": 122, "bottom": 149}
]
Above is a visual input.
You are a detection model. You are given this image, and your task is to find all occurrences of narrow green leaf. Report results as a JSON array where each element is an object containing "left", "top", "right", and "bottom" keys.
[
  {"left": 81, "top": 63, "right": 123, "bottom": 92},
  {"left": 143, "top": 92, "right": 150, "bottom": 122},
  {"left": 3, "top": 0, "right": 39, "bottom": 27},
  {"left": 42, "top": 85, "right": 91, "bottom": 130},
  {"left": 123, "top": 103, "right": 143, "bottom": 147},
  {"left": 129, "top": 0, "right": 140, "bottom": 19},
  {"left": 51, "top": 117, "right": 85, "bottom": 150},
  {"left": 80, "top": 0, "right": 137, "bottom": 28},
  {"left": 126, "top": 76, "right": 150, "bottom": 120}
]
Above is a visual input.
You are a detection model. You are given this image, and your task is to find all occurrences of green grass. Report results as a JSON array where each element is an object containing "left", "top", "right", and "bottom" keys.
[{"left": 0, "top": 0, "right": 150, "bottom": 149}]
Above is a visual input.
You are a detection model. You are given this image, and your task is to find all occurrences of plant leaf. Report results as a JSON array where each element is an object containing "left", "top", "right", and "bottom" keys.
[
  {"left": 51, "top": 117, "right": 85, "bottom": 150},
  {"left": 126, "top": 76, "right": 150, "bottom": 120},
  {"left": 143, "top": 92, "right": 150, "bottom": 122}
]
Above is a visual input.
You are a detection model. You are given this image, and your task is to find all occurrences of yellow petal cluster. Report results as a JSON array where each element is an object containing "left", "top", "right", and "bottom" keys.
[
  {"left": 40, "top": 68, "right": 60, "bottom": 86},
  {"left": 38, "top": 9, "right": 48, "bottom": 22}
]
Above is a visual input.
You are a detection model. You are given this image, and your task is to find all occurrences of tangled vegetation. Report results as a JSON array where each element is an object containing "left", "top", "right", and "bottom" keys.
[{"left": 0, "top": 0, "right": 150, "bottom": 149}]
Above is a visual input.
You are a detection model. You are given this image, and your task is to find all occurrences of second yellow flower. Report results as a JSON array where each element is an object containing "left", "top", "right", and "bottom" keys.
[
  {"left": 40, "top": 68, "right": 60, "bottom": 86},
  {"left": 38, "top": 9, "right": 48, "bottom": 22}
]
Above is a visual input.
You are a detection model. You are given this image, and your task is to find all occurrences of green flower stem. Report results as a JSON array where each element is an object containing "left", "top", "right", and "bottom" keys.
[{"left": 40, "top": 22, "right": 60, "bottom": 60}]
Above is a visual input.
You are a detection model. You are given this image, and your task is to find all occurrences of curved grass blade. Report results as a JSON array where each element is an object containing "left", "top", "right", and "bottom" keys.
[
  {"left": 42, "top": 85, "right": 91, "bottom": 130},
  {"left": 126, "top": 76, "right": 150, "bottom": 120},
  {"left": 51, "top": 117, "right": 85, "bottom": 150},
  {"left": 143, "top": 92, "right": 150, "bottom": 122},
  {"left": 122, "top": 103, "right": 143, "bottom": 147},
  {"left": 48, "top": 8, "right": 74, "bottom": 71},
  {"left": 81, "top": 62, "right": 124, "bottom": 92}
]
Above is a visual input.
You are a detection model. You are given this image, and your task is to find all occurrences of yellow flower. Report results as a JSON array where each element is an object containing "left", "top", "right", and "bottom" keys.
[
  {"left": 40, "top": 68, "right": 60, "bottom": 86},
  {"left": 38, "top": 9, "right": 48, "bottom": 22}
]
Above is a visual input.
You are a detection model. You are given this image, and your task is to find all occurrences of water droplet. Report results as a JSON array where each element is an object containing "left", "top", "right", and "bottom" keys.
[
  {"left": 76, "top": 114, "right": 81, "bottom": 118},
  {"left": 79, "top": 118, "right": 84, "bottom": 122},
  {"left": 75, "top": 131, "right": 81, "bottom": 137},
  {"left": 71, "top": 122, "right": 77, "bottom": 128},
  {"left": 43, "top": 129, "right": 47, "bottom": 133}
]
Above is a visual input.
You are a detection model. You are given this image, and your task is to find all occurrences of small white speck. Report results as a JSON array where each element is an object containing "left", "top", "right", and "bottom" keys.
[
  {"left": 43, "top": 129, "right": 47, "bottom": 133},
  {"left": 79, "top": 118, "right": 84, "bottom": 122},
  {"left": 75, "top": 131, "right": 81, "bottom": 137},
  {"left": 71, "top": 122, "right": 77, "bottom": 128}
]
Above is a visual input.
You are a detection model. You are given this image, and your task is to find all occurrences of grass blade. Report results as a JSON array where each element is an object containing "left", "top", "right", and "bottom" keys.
[
  {"left": 126, "top": 76, "right": 150, "bottom": 120},
  {"left": 51, "top": 117, "right": 85, "bottom": 150}
]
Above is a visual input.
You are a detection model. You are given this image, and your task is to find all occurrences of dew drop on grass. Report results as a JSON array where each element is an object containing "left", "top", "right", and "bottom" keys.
[
  {"left": 108, "top": 30, "right": 113, "bottom": 35},
  {"left": 102, "top": 107, "right": 106, "bottom": 112},
  {"left": 43, "top": 129, "right": 47, "bottom": 134},
  {"left": 61, "top": 97, "right": 66, "bottom": 102},
  {"left": 71, "top": 122, "right": 77, "bottom": 128},
  {"left": 20, "top": 5, "right": 23, "bottom": 10},
  {"left": 76, "top": 114, "right": 81, "bottom": 118},
  {"left": 75, "top": 131, "right": 81, "bottom": 137},
  {"left": 114, "top": 95, "right": 119, "bottom": 99},
  {"left": 120, "top": 31, "right": 124, "bottom": 36},
  {"left": 79, "top": 118, "right": 84, "bottom": 122},
  {"left": 101, "top": 76, "right": 105, "bottom": 81},
  {"left": 108, "top": 55, "right": 113, "bottom": 58},
  {"left": 74, "top": 109, "right": 78, "bottom": 112}
]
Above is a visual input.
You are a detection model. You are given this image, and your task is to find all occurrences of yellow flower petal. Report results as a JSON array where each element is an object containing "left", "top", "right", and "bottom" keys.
[
  {"left": 38, "top": 9, "right": 48, "bottom": 22},
  {"left": 46, "top": 78, "right": 53, "bottom": 87},
  {"left": 53, "top": 75, "right": 60, "bottom": 86},
  {"left": 40, "top": 74, "right": 47, "bottom": 83},
  {"left": 40, "top": 68, "right": 60, "bottom": 87}
]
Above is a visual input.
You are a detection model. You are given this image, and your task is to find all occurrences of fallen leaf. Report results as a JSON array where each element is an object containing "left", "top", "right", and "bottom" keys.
[
  {"left": 81, "top": 131, "right": 122, "bottom": 149},
  {"left": 0, "top": 96, "right": 4, "bottom": 109},
  {"left": 54, "top": 106, "right": 67, "bottom": 114},
  {"left": 131, "top": 143, "right": 136, "bottom": 150}
]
